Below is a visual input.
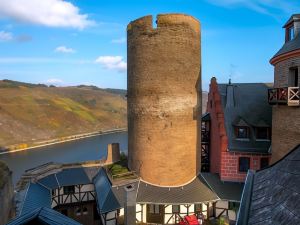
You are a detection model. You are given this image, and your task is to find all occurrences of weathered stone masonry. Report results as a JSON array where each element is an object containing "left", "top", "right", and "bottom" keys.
[
  {"left": 127, "top": 14, "right": 201, "bottom": 186},
  {"left": 272, "top": 57, "right": 300, "bottom": 163}
]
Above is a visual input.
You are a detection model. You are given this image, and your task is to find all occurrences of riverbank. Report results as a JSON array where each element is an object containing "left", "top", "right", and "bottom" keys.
[{"left": 0, "top": 128, "right": 127, "bottom": 155}]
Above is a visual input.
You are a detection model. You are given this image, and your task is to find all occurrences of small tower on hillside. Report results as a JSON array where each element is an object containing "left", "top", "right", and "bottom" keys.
[{"left": 268, "top": 14, "right": 300, "bottom": 162}]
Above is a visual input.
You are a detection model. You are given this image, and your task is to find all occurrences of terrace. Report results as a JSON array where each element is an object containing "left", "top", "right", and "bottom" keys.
[{"left": 268, "top": 87, "right": 300, "bottom": 106}]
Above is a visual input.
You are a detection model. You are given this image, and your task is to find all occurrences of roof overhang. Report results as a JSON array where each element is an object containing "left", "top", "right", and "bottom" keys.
[{"left": 270, "top": 48, "right": 300, "bottom": 65}]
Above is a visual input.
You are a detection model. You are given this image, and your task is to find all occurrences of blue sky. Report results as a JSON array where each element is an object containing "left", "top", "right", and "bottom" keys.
[{"left": 0, "top": 0, "right": 299, "bottom": 90}]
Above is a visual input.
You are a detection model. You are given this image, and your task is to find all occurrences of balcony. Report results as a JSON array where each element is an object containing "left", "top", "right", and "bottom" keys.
[{"left": 268, "top": 87, "right": 300, "bottom": 106}]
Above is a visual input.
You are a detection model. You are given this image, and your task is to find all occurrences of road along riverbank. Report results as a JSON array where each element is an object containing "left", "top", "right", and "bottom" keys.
[{"left": 0, "top": 128, "right": 127, "bottom": 155}]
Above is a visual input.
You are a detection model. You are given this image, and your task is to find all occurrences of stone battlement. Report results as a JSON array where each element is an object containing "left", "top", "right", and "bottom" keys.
[{"left": 127, "top": 14, "right": 200, "bottom": 33}]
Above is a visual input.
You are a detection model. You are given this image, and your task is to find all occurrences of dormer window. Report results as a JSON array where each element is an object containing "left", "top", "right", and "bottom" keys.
[
  {"left": 236, "top": 127, "right": 249, "bottom": 139},
  {"left": 256, "top": 127, "right": 270, "bottom": 140},
  {"left": 287, "top": 26, "right": 295, "bottom": 41}
]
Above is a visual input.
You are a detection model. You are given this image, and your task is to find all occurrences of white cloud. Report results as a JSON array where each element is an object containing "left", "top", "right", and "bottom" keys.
[
  {"left": 95, "top": 56, "right": 127, "bottom": 73},
  {"left": 55, "top": 46, "right": 75, "bottom": 53},
  {"left": 0, "top": 0, "right": 95, "bottom": 30},
  {"left": 111, "top": 37, "right": 126, "bottom": 44},
  {"left": 45, "top": 78, "right": 64, "bottom": 85},
  {"left": 0, "top": 31, "right": 13, "bottom": 42},
  {"left": 206, "top": 0, "right": 298, "bottom": 15}
]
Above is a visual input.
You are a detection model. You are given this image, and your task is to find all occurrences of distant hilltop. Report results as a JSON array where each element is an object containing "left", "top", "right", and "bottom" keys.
[
  {"left": 0, "top": 79, "right": 127, "bottom": 148},
  {"left": 0, "top": 79, "right": 127, "bottom": 97}
]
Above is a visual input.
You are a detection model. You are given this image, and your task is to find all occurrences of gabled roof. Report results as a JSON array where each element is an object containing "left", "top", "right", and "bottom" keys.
[
  {"left": 7, "top": 207, "right": 81, "bottom": 225},
  {"left": 218, "top": 83, "right": 272, "bottom": 154},
  {"left": 236, "top": 145, "right": 300, "bottom": 225},
  {"left": 93, "top": 168, "right": 138, "bottom": 213},
  {"left": 283, "top": 14, "right": 300, "bottom": 28},
  {"left": 200, "top": 173, "right": 244, "bottom": 202},
  {"left": 38, "top": 167, "right": 99, "bottom": 189},
  {"left": 20, "top": 183, "right": 51, "bottom": 215}
]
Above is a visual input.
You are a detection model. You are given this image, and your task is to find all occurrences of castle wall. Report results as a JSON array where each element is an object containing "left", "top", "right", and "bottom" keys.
[
  {"left": 271, "top": 56, "right": 300, "bottom": 163},
  {"left": 127, "top": 14, "right": 201, "bottom": 186}
]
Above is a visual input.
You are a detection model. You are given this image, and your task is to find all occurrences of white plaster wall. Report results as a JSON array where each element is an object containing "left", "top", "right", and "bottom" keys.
[
  {"left": 142, "top": 204, "right": 147, "bottom": 223},
  {"left": 136, "top": 204, "right": 142, "bottom": 222},
  {"left": 216, "top": 200, "right": 228, "bottom": 208},
  {"left": 81, "top": 184, "right": 94, "bottom": 192}
]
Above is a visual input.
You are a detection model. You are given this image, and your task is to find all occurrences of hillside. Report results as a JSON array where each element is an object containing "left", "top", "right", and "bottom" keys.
[
  {"left": 0, "top": 80, "right": 208, "bottom": 149},
  {"left": 0, "top": 80, "right": 127, "bottom": 148}
]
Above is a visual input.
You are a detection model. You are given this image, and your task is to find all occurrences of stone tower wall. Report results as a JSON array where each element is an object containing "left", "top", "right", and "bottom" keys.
[
  {"left": 271, "top": 56, "right": 300, "bottom": 163},
  {"left": 127, "top": 14, "right": 201, "bottom": 186}
]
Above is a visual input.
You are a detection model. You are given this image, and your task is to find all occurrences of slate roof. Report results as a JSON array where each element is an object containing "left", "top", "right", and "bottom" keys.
[
  {"left": 93, "top": 168, "right": 138, "bottom": 213},
  {"left": 93, "top": 169, "right": 218, "bottom": 213},
  {"left": 236, "top": 145, "right": 300, "bottom": 225},
  {"left": 136, "top": 175, "right": 219, "bottom": 204},
  {"left": 272, "top": 34, "right": 300, "bottom": 59},
  {"left": 38, "top": 167, "right": 99, "bottom": 189},
  {"left": 272, "top": 14, "right": 300, "bottom": 59},
  {"left": 218, "top": 83, "right": 272, "bottom": 154},
  {"left": 20, "top": 183, "right": 51, "bottom": 215},
  {"left": 7, "top": 207, "right": 81, "bottom": 225},
  {"left": 200, "top": 173, "right": 244, "bottom": 202}
]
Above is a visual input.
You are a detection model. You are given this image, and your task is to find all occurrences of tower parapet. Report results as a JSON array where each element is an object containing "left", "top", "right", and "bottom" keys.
[{"left": 127, "top": 14, "right": 201, "bottom": 186}]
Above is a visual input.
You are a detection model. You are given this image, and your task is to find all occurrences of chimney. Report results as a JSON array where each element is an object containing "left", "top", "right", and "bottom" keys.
[
  {"left": 105, "top": 143, "right": 121, "bottom": 164},
  {"left": 226, "top": 83, "right": 235, "bottom": 108},
  {"left": 124, "top": 184, "right": 136, "bottom": 225}
]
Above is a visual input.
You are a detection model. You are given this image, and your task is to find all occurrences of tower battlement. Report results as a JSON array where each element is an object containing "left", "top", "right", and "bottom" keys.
[{"left": 127, "top": 14, "right": 200, "bottom": 33}]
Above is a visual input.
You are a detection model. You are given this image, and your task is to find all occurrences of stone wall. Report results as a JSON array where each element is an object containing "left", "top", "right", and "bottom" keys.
[
  {"left": 127, "top": 14, "right": 201, "bottom": 186},
  {"left": 271, "top": 56, "right": 300, "bottom": 163},
  {"left": 0, "top": 161, "right": 15, "bottom": 225}
]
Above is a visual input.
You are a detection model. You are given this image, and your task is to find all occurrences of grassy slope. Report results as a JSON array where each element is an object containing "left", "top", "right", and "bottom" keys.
[{"left": 0, "top": 80, "right": 127, "bottom": 147}]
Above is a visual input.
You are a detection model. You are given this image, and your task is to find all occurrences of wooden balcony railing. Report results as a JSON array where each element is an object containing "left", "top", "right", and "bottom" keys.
[{"left": 268, "top": 87, "right": 299, "bottom": 106}]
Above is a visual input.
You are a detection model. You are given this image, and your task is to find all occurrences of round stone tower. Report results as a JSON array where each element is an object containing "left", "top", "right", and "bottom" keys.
[
  {"left": 269, "top": 14, "right": 300, "bottom": 163},
  {"left": 127, "top": 14, "right": 201, "bottom": 186}
]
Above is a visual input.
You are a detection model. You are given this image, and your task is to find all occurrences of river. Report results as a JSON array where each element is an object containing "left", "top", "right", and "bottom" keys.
[{"left": 0, "top": 132, "right": 128, "bottom": 185}]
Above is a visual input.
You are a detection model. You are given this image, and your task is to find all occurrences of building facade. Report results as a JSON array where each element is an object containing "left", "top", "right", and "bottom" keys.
[
  {"left": 205, "top": 78, "right": 272, "bottom": 182},
  {"left": 268, "top": 14, "right": 300, "bottom": 163}
]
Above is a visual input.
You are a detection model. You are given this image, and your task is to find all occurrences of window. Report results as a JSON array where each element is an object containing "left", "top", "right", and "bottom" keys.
[
  {"left": 63, "top": 186, "right": 75, "bottom": 195},
  {"left": 229, "top": 202, "right": 240, "bottom": 211},
  {"left": 172, "top": 205, "right": 180, "bottom": 213},
  {"left": 149, "top": 204, "right": 160, "bottom": 214},
  {"left": 82, "top": 207, "right": 88, "bottom": 215},
  {"left": 239, "top": 157, "right": 250, "bottom": 172},
  {"left": 287, "top": 26, "right": 295, "bottom": 41},
  {"left": 260, "top": 158, "right": 269, "bottom": 169},
  {"left": 289, "top": 67, "right": 299, "bottom": 87},
  {"left": 236, "top": 127, "right": 249, "bottom": 139},
  {"left": 256, "top": 127, "right": 270, "bottom": 140},
  {"left": 194, "top": 204, "right": 202, "bottom": 213}
]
